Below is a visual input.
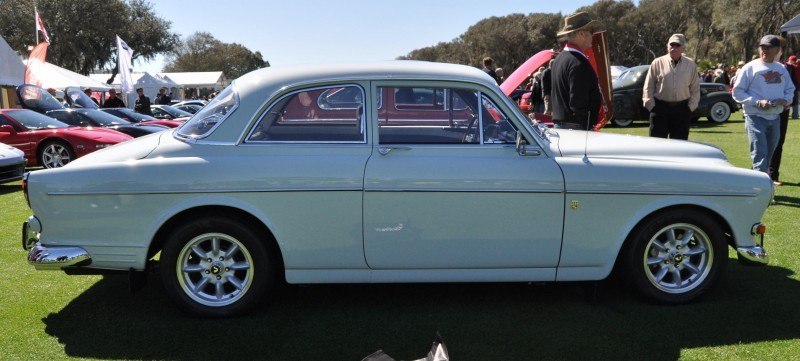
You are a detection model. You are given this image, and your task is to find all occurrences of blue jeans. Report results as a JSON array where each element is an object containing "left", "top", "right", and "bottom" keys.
[{"left": 745, "top": 115, "right": 781, "bottom": 173}]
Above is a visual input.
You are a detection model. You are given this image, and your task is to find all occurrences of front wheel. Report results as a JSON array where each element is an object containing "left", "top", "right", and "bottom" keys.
[
  {"left": 622, "top": 209, "right": 727, "bottom": 303},
  {"left": 160, "top": 217, "right": 276, "bottom": 317},
  {"left": 38, "top": 140, "right": 75, "bottom": 168},
  {"left": 707, "top": 102, "right": 731, "bottom": 123}
]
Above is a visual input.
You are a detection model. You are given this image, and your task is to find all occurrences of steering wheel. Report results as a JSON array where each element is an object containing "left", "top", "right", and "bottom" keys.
[{"left": 461, "top": 114, "right": 479, "bottom": 143}]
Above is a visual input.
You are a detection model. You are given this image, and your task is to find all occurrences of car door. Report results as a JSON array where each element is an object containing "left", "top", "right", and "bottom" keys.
[
  {"left": 0, "top": 114, "right": 31, "bottom": 157},
  {"left": 363, "top": 83, "right": 565, "bottom": 270}
]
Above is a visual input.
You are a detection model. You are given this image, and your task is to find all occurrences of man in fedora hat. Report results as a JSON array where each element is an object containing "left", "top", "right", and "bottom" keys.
[
  {"left": 550, "top": 11, "right": 602, "bottom": 130},
  {"left": 643, "top": 34, "right": 700, "bottom": 140}
]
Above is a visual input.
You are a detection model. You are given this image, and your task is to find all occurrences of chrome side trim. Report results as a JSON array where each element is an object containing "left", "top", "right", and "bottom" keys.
[
  {"left": 28, "top": 244, "right": 92, "bottom": 270},
  {"left": 47, "top": 187, "right": 364, "bottom": 196},
  {"left": 365, "top": 188, "right": 563, "bottom": 193},
  {"left": 566, "top": 190, "right": 758, "bottom": 197},
  {"left": 736, "top": 246, "right": 769, "bottom": 266}
]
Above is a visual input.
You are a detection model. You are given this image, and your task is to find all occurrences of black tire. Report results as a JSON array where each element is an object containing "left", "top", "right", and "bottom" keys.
[
  {"left": 622, "top": 209, "right": 727, "bottom": 304},
  {"left": 38, "top": 140, "right": 76, "bottom": 168},
  {"left": 612, "top": 118, "right": 633, "bottom": 127},
  {"left": 160, "top": 216, "right": 276, "bottom": 317}
]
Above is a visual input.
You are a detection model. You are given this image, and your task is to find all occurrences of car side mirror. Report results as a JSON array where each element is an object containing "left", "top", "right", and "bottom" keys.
[{"left": 0, "top": 125, "right": 16, "bottom": 134}]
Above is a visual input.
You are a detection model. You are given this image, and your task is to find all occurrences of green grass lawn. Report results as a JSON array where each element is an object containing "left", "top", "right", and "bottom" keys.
[{"left": 1, "top": 111, "right": 799, "bottom": 360}]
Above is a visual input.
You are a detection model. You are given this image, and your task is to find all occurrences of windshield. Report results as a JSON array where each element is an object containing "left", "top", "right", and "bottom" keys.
[
  {"left": 5, "top": 110, "right": 69, "bottom": 130},
  {"left": 15, "top": 84, "right": 65, "bottom": 113},
  {"left": 65, "top": 88, "right": 100, "bottom": 109},
  {"left": 116, "top": 108, "right": 157, "bottom": 121},
  {"left": 176, "top": 85, "right": 238, "bottom": 138},
  {"left": 84, "top": 109, "right": 132, "bottom": 126},
  {"left": 612, "top": 66, "right": 648, "bottom": 88}
]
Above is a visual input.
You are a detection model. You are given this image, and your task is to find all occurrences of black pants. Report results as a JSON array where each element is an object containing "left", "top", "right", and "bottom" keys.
[
  {"left": 769, "top": 110, "right": 790, "bottom": 181},
  {"left": 649, "top": 99, "right": 691, "bottom": 140}
]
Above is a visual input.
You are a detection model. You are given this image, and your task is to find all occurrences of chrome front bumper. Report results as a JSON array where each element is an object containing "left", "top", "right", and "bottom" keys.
[
  {"left": 737, "top": 246, "right": 769, "bottom": 266},
  {"left": 27, "top": 244, "right": 92, "bottom": 270}
]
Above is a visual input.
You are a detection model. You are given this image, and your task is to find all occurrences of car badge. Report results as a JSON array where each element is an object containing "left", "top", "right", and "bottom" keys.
[{"left": 571, "top": 200, "right": 579, "bottom": 210}]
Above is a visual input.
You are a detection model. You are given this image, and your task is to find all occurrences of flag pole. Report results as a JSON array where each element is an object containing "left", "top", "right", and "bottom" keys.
[{"left": 34, "top": 6, "right": 39, "bottom": 44}]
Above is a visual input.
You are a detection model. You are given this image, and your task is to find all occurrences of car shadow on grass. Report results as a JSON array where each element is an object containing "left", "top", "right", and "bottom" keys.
[
  {"left": 42, "top": 262, "right": 799, "bottom": 361},
  {"left": 773, "top": 195, "right": 800, "bottom": 208},
  {"left": 0, "top": 183, "right": 20, "bottom": 195}
]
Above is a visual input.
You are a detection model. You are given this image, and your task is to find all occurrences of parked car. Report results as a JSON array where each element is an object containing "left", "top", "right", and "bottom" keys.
[
  {"left": 16, "top": 84, "right": 169, "bottom": 138},
  {"left": 0, "top": 109, "right": 131, "bottom": 168},
  {"left": 611, "top": 65, "right": 739, "bottom": 127},
  {"left": 0, "top": 141, "right": 25, "bottom": 183},
  {"left": 46, "top": 109, "right": 169, "bottom": 138},
  {"left": 150, "top": 104, "right": 193, "bottom": 120},
  {"left": 172, "top": 100, "right": 208, "bottom": 108},
  {"left": 173, "top": 104, "right": 202, "bottom": 114},
  {"left": 22, "top": 61, "right": 771, "bottom": 317},
  {"left": 100, "top": 107, "right": 184, "bottom": 128}
]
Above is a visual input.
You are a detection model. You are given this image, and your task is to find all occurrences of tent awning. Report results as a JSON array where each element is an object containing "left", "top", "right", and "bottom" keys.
[
  {"left": 24, "top": 60, "right": 111, "bottom": 91},
  {"left": 0, "top": 36, "right": 25, "bottom": 86},
  {"left": 782, "top": 14, "right": 800, "bottom": 34}
]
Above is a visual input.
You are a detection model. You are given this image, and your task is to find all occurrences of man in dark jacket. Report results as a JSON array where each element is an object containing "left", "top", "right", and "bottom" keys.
[
  {"left": 134, "top": 88, "right": 153, "bottom": 116},
  {"left": 481, "top": 57, "right": 499, "bottom": 84},
  {"left": 550, "top": 12, "right": 602, "bottom": 130},
  {"left": 101, "top": 89, "right": 126, "bottom": 108}
]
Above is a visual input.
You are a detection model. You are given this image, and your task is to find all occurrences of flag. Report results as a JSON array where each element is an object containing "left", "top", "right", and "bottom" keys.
[
  {"left": 24, "top": 42, "right": 48, "bottom": 86},
  {"left": 35, "top": 8, "right": 50, "bottom": 43},
  {"left": 116, "top": 35, "right": 134, "bottom": 93}
]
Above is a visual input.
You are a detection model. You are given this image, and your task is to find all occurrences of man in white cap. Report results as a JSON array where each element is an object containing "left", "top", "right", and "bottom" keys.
[
  {"left": 733, "top": 34, "right": 795, "bottom": 176},
  {"left": 550, "top": 11, "right": 602, "bottom": 130},
  {"left": 643, "top": 34, "right": 700, "bottom": 140}
]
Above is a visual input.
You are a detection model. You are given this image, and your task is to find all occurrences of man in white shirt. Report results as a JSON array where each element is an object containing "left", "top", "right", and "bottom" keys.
[{"left": 732, "top": 35, "right": 795, "bottom": 174}]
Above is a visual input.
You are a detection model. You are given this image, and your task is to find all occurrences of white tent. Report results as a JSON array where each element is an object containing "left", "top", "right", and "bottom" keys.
[
  {"left": 90, "top": 72, "right": 170, "bottom": 108},
  {"left": 0, "top": 36, "right": 25, "bottom": 86},
  {"left": 782, "top": 14, "right": 800, "bottom": 34},
  {"left": 23, "top": 60, "right": 112, "bottom": 91},
  {"left": 157, "top": 71, "right": 227, "bottom": 89}
]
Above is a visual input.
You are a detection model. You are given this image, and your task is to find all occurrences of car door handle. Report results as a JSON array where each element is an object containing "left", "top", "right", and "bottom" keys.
[{"left": 378, "top": 146, "right": 412, "bottom": 155}]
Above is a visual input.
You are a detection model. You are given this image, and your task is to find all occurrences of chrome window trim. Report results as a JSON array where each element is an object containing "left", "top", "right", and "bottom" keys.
[
  {"left": 174, "top": 83, "right": 240, "bottom": 141},
  {"left": 244, "top": 84, "right": 367, "bottom": 144}
]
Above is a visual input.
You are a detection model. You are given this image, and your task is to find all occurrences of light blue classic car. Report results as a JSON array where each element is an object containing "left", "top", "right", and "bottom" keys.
[
  {"left": 22, "top": 62, "right": 771, "bottom": 317},
  {"left": 0, "top": 141, "right": 25, "bottom": 184}
]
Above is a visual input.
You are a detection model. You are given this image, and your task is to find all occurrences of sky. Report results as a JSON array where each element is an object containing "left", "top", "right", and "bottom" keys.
[{"left": 138, "top": 0, "right": 605, "bottom": 73}]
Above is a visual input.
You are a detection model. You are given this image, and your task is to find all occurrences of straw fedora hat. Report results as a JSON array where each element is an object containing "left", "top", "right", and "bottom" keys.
[{"left": 557, "top": 12, "right": 600, "bottom": 37}]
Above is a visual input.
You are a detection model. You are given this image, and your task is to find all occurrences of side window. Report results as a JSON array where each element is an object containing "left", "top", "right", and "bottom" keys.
[
  {"left": 481, "top": 95, "right": 517, "bottom": 144},
  {"left": 377, "top": 87, "right": 479, "bottom": 144},
  {"left": 248, "top": 85, "right": 365, "bottom": 142}
]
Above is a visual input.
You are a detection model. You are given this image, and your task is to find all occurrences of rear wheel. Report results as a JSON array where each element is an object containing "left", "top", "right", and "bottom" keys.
[
  {"left": 612, "top": 118, "right": 633, "bottom": 127},
  {"left": 160, "top": 216, "right": 276, "bottom": 317},
  {"left": 38, "top": 140, "right": 75, "bottom": 168},
  {"left": 623, "top": 209, "right": 727, "bottom": 303},
  {"left": 707, "top": 102, "right": 731, "bottom": 123}
]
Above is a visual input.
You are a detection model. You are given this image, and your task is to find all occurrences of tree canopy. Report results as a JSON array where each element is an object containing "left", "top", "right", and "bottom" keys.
[
  {"left": 163, "top": 32, "right": 269, "bottom": 80},
  {"left": 400, "top": 0, "right": 800, "bottom": 72},
  {"left": 0, "top": 0, "right": 179, "bottom": 75}
]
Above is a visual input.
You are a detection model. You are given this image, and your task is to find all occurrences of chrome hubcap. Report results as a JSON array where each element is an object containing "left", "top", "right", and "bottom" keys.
[
  {"left": 177, "top": 233, "right": 253, "bottom": 307},
  {"left": 42, "top": 144, "right": 71, "bottom": 168},
  {"left": 643, "top": 223, "right": 713, "bottom": 294},
  {"left": 711, "top": 104, "right": 729, "bottom": 122}
]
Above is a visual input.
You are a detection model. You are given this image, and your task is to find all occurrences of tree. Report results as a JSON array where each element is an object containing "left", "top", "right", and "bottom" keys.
[
  {"left": 0, "top": 0, "right": 179, "bottom": 75},
  {"left": 163, "top": 32, "right": 269, "bottom": 79}
]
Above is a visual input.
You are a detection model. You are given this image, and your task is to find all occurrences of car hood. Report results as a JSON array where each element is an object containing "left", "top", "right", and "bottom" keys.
[
  {"left": 67, "top": 130, "right": 162, "bottom": 167},
  {"left": 61, "top": 127, "right": 133, "bottom": 142},
  {"left": 549, "top": 129, "right": 729, "bottom": 165},
  {"left": 0, "top": 142, "right": 25, "bottom": 166}
]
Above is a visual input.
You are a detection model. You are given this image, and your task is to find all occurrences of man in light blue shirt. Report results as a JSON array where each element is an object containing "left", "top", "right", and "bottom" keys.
[{"left": 733, "top": 35, "right": 795, "bottom": 174}]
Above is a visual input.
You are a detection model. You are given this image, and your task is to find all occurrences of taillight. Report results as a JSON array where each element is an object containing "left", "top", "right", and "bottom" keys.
[
  {"left": 751, "top": 223, "right": 766, "bottom": 235},
  {"left": 21, "top": 171, "right": 30, "bottom": 207}
]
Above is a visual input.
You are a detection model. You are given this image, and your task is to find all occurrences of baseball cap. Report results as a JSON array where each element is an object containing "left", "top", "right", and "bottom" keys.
[
  {"left": 760, "top": 35, "right": 781, "bottom": 47},
  {"left": 668, "top": 34, "right": 686, "bottom": 46}
]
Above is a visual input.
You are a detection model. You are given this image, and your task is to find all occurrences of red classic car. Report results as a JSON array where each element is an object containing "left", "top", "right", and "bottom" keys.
[{"left": 0, "top": 109, "right": 132, "bottom": 168}]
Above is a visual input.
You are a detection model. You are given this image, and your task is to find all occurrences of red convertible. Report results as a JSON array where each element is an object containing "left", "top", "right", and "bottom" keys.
[{"left": 0, "top": 109, "right": 132, "bottom": 168}]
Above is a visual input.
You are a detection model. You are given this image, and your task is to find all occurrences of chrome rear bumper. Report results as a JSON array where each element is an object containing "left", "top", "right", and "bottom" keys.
[
  {"left": 736, "top": 246, "right": 768, "bottom": 266},
  {"left": 27, "top": 244, "right": 92, "bottom": 270}
]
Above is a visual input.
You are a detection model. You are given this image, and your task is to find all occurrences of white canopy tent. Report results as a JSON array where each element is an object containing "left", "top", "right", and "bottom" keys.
[
  {"left": 0, "top": 36, "right": 25, "bottom": 86},
  {"left": 89, "top": 72, "right": 171, "bottom": 108},
  {"left": 23, "top": 60, "right": 112, "bottom": 91},
  {"left": 157, "top": 71, "right": 227, "bottom": 89},
  {"left": 781, "top": 14, "right": 800, "bottom": 34}
]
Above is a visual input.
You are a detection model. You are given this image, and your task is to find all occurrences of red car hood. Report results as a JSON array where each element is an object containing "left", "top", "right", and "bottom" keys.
[
  {"left": 60, "top": 126, "right": 133, "bottom": 142},
  {"left": 142, "top": 120, "right": 183, "bottom": 128},
  {"left": 501, "top": 32, "right": 613, "bottom": 130}
]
